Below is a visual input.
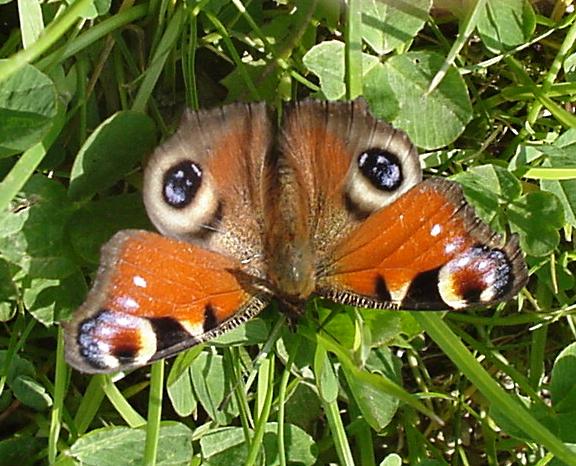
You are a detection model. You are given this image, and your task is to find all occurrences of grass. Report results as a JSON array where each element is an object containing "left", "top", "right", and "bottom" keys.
[{"left": 1, "top": 0, "right": 576, "bottom": 464}]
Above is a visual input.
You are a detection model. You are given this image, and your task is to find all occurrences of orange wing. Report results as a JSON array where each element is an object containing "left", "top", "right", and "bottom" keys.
[
  {"left": 318, "top": 178, "right": 527, "bottom": 310},
  {"left": 64, "top": 230, "right": 269, "bottom": 373}
]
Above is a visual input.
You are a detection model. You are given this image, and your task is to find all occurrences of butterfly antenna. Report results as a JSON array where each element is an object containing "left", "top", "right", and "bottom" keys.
[{"left": 198, "top": 222, "right": 226, "bottom": 234}]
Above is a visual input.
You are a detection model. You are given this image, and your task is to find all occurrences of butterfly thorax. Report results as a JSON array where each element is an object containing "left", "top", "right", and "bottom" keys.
[{"left": 263, "top": 157, "right": 316, "bottom": 302}]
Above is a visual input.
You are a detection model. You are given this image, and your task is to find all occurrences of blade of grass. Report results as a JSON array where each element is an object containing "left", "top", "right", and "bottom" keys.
[
  {"left": 245, "top": 354, "right": 275, "bottom": 466},
  {"left": 0, "top": 0, "right": 92, "bottom": 83},
  {"left": 522, "top": 167, "right": 576, "bottom": 181},
  {"left": 204, "top": 11, "right": 261, "bottom": 101},
  {"left": 182, "top": 11, "right": 199, "bottom": 110},
  {"left": 525, "top": 13, "right": 576, "bottom": 128},
  {"left": 344, "top": 0, "right": 362, "bottom": 99},
  {"left": 0, "top": 106, "right": 65, "bottom": 212},
  {"left": 315, "top": 330, "right": 444, "bottom": 426},
  {"left": 73, "top": 375, "right": 106, "bottom": 436},
  {"left": 101, "top": 375, "right": 146, "bottom": 428},
  {"left": 132, "top": 5, "right": 184, "bottom": 113},
  {"left": 323, "top": 390, "right": 354, "bottom": 465},
  {"left": 48, "top": 327, "right": 66, "bottom": 464},
  {"left": 36, "top": 5, "right": 148, "bottom": 71},
  {"left": 18, "top": 0, "right": 44, "bottom": 49},
  {"left": 143, "top": 361, "right": 164, "bottom": 466},
  {"left": 277, "top": 338, "right": 300, "bottom": 466},
  {"left": 427, "top": 0, "right": 486, "bottom": 95},
  {"left": 412, "top": 312, "right": 576, "bottom": 466}
]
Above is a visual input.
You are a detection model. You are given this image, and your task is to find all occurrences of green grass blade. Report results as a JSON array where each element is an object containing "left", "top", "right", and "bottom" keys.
[
  {"left": 101, "top": 375, "right": 146, "bottom": 428},
  {"left": 132, "top": 5, "right": 184, "bottom": 113},
  {"left": 245, "top": 354, "right": 275, "bottom": 466},
  {"left": 48, "top": 327, "right": 66, "bottom": 464},
  {"left": 204, "top": 11, "right": 261, "bottom": 101},
  {"left": 0, "top": 106, "right": 65, "bottom": 212},
  {"left": 0, "top": 0, "right": 92, "bottom": 83},
  {"left": 36, "top": 5, "right": 148, "bottom": 71},
  {"left": 427, "top": 0, "right": 486, "bottom": 94},
  {"left": 143, "top": 361, "right": 164, "bottom": 466},
  {"left": 73, "top": 376, "right": 106, "bottom": 435},
  {"left": 18, "top": 0, "right": 44, "bottom": 49},
  {"left": 323, "top": 393, "right": 355, "bottom": 465},
  {"left": 345, "top": 0, "right": 363, "bottom": 99},
  {"left": 413, "top": 312, "right": 576, "bottom": 466},
  {"left": 523, "top": 167, "right": 576, "bottom": 180}
]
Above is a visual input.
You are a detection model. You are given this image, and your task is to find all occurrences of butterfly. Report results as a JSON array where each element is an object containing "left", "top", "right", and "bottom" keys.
[{"left": 63, "top": 99, "right": 528, "bottom": 373}]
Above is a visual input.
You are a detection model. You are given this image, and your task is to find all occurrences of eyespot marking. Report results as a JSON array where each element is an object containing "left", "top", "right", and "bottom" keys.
[
  {"left": 439, "top": 246, "right": 515, "bottom": 309},
  {"left": 162, "top": 160, "right": 203, "bottom": 209},
  {"left": 77, "top": 309, "right": 157, "bottom": 370},
  {"left": 357, "top": 148, "right": 403, "bottom": 192}
]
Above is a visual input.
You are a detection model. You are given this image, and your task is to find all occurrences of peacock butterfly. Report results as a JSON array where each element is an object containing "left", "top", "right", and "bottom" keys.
[{"left": 63, "top": 100, "right": 528, "bottom": 373}]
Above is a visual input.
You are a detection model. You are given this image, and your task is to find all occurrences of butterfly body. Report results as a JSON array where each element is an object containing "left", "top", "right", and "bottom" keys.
[{"left": 64, "top": 100, "right": 527, "bottom": 373}]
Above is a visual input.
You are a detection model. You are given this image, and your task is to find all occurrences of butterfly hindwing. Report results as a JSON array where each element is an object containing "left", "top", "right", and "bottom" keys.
[
  {"left": 64, "top": 230, "right": 269, "bottom": 373},
  {"left": 318, "top": 178, "right": 527, "bottom": 310}
]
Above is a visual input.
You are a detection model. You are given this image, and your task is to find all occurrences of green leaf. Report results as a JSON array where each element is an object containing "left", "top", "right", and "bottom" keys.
[
  {"left": 452, "top": 164, "right": 522, "bottom": 232},
  {"left": 341, "top": 361, "right": 400, "bottom": 431},
  {"left": 380, "top": 453, "right": 402, "bottom": 466},
  {"left": 68, "top": 193, "right": 150, "bottom": 265},
  {"left": 167, "top": 368, "right": 197, "bottom": 417},
  {"left": 199, "top": 423, "right": 317, "bottom": 465},
  {"left": 453, "top": 164, "right": 564, "bottom": 256},
  {"left": 550, "top": 342, "right": 576, "bottom": 414},
  {"left": 314, "top": 346, "right": 339, "bottom": 403},
  {"left": 361, "top": 0, "right": 431, "bottom": 55},
  {"left": 0, "top": 62, "right": 57, "bottom": 156},
  {"left": 509, "top": 191, "right": 564, "bottom": 257},
  {"left": 361, "top": 309, "right": 408, "bottom": 347},
  {"left": 69, "top": 422, "right": 193, "bottom": 466},
  {"left": 376, "top": 51, "right": 472, "bottom": 149},
  {"left": 0, "top": 350, "right": 36, "bottom": 385},
  {"left": 0, "top": 175, "right": 78, "bottom": 278},
  {"left": 11, "top": 374, "right": 52, "bottom": 410},
  {"left": 261, "top": 422, "right": 317, "bottom": 466},
  {"left": 221, "top": 60, "right": 280, "bottom": 103},
  {"left": 67, "top": 0, "right": 111, "bottom": 18},
  {"left": 19, "top": 0, "right": 44, "bottom": 49},
  {"left": 538, "top": 130, "right": 576, "bottom": 227},
  {"left": 477, "top": 0, "right": 536, "bottom": 52},
  {"left": 302, "top": 40, "right": 379, "bottom": 100},
  {"left": 0, "top": 437, "right": 44, "bottom": 465},
  {"left": 22, "top": 272, "right": 86, "bottom": 325},
  {"left": 68, "top": 111, "right": 156, "bottom": 200},
  {"left": 190, "top": 352, "right": 228, "bottom": 424},
  {"left": 211, "top": 318, "right": 270, "bottom": 346},
  {"left": 362, "top": 64, "right": 399, "bottom": 122}
]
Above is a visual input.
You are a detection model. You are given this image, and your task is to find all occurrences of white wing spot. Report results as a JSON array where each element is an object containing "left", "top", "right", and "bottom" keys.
[
  {"left": 133, "top": 275, "right": 147, "bottom": 288},
  {"left": 430, "top": 224, "right": 442, "bottom": 237}
]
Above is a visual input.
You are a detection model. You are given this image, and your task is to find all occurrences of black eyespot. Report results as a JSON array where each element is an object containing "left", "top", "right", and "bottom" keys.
[
  {"left": 162, "top": 161, "right": 202, "bottom": 209},
  {"left": 357, "top": 148, "right": 403, "bottom": 191}
]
